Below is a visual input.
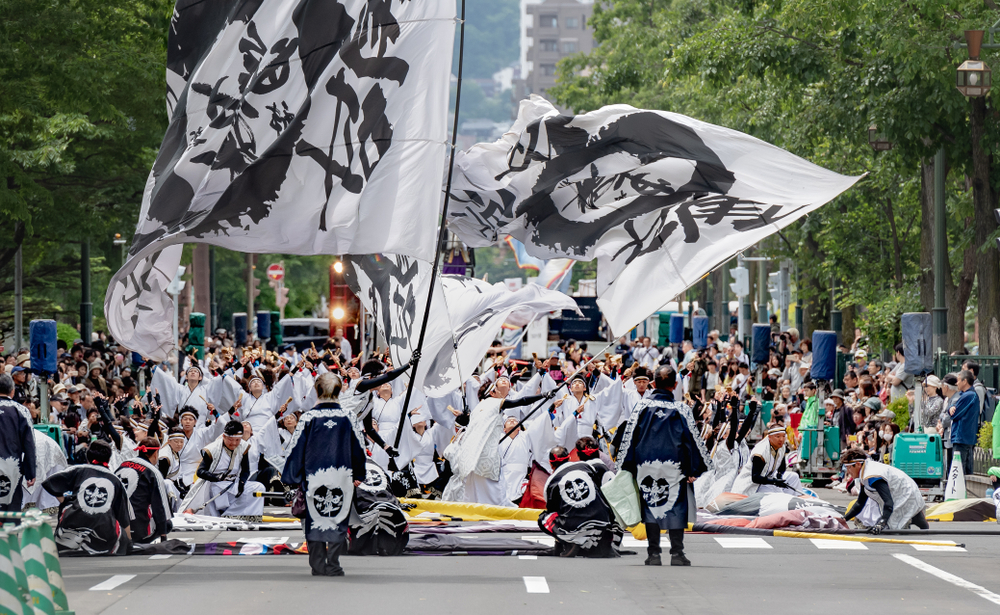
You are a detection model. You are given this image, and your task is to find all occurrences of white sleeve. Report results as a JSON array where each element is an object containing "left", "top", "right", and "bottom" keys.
[
  {"left": 594, "top": 379, "right": 625, "bottom": 430},
  {"left": 554, "top": 412, "right": 579, "bottom": 449},
  {"left": 540, "top": 372, "right": 559, "bottom": 395},
  {"left": 509, "top": 373, "right": 542, "bottom": 400}
]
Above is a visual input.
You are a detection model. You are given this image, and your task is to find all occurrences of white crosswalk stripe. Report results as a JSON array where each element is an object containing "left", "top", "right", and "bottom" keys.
[
  {"left": 713, "top": 537, "right": 772, "bottom": 549},
  {"left": 523, "top": 576, "right": 549, "bottom": 593},
  {"left": 810, "top": 539, "right": 868, "bottom": 550}
]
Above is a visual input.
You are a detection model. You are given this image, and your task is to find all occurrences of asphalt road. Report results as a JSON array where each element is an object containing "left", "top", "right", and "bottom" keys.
[{"left": 62, "top": 522, "right": 1000, "bottom": 615}]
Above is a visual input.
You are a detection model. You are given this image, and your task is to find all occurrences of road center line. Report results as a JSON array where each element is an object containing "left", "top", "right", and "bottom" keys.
[
  {"left": 89, "top": 575, "right": 136, "bottom": 591},
  {"left": 893, "top": 554, "right": 1000, "bottom": 606},
  {"left": 523, "top": 576, "right": 549, "bottom": 594}
]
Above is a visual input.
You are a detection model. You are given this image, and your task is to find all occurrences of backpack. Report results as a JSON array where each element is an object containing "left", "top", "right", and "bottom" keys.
[{"left": 980, "top": 382, "right": 996, "bottom": 424}]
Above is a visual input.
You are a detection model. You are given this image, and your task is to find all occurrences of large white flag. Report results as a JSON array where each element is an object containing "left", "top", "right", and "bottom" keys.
[
  {"left": 448, "top": 96, "right": 863, "bottom": 336},
  {"left": 105, "top": 0, "right": 454, "bottom": 359},
  {"left": 344, "top": 255, "right": 578, "bottom": 397}
]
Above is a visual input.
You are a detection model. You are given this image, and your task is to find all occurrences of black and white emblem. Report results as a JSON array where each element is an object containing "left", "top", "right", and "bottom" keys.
[
  {"left": 305, "top": 466, "right": 352, "bottom": 529},
  {"left": 358, "top": 461, "right": 388, "bottom": 494},
  {"left": 0, "top": 456, "right": 19, "bottom": 505},
  {"left": 636, "top": 460, "right": 682, "bottom": 519},
  {"left": 79, "top": 476, "right": 115, "bottom": 515},
  {"left": 312, "top": 485, "right": 345, "bottom": 518},
  {"left": 558, "top": 469, "right": 596, "bottom": 509}
]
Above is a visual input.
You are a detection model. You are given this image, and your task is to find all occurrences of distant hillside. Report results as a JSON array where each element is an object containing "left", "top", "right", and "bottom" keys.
[{"left": 453, "top": 0, "right": 519, "bottom": 80}]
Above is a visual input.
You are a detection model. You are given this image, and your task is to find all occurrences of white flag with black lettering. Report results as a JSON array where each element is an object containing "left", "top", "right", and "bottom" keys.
[
  {"left": 105, "top": 0, "right": 454, "bottom": 359},
  {"left": 345, "top": 255, "right": 578, "bottom": 397},
  {"left": 448, "top": 96, "right": 862, "bottom": 336}
]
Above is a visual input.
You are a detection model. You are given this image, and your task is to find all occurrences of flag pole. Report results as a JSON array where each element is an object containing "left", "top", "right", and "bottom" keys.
[
  {"left": 497, "top": 337, "right": 620, "bottom": 443},
  {"left": 391, "top": 0, "right": 467, "bottom": 454}
]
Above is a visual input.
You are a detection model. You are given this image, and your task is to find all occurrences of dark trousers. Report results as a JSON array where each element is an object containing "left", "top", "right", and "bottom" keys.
[
  {"left": 645, "top": 524, "right": 684, "bottom": 557},
  {"left": 952, "top": 443, "right": 974, "bottom": 476},
  {"left": 308, "top": 540, "right": 345, "bottom": 576}
]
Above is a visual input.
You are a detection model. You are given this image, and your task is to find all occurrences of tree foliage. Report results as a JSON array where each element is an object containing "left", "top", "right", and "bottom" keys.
[
  {"left": 550, "top": 0, "right": 1000, "bottom": 353},
  {"left": 0, "top": 0, "right": 172, "bottom": 335}
]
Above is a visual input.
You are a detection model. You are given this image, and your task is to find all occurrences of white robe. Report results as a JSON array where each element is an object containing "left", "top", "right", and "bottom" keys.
[
  {"left": 499, "top": 434, "right": 531, "bottom": 503},
  {"left": 731, "top": 438, "right": 802, "bottom": 496},
  {"left": 442, "top": 398, "right": 511, "bottom": 506},
  {"left": 857, "top": 459, "right": 925, "bottom": 529}
]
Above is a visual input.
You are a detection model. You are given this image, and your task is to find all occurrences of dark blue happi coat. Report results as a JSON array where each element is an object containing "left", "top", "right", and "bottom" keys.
[
  {"left": 281, "top": 402, "right": 366, "bottom": 542},
  {"left": 0, "top": 399, "right": 36, "bottom": 512},
  {"left": 618, "top": 390, "right": 711, "bottom": 529}
]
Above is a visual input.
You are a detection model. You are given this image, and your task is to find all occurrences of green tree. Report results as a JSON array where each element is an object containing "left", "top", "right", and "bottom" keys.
[
  {"left": 550, "top": 0, "right": 1000, "bottom": 352},
  {"left": 0, "top": 0, "right": 172, "bottom": 334}
]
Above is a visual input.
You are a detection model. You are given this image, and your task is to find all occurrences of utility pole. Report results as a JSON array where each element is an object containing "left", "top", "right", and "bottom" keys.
[
  {"left": 14, "top": 247, "right": 23, "bottom": 351},
  {"left": 831, "top": 277, "right": 843, "bottom": 345},
  {"left": 210, "top": 246, "right": 218, "bottom": 336},
  {"left": 932, "top": 147, "right": 948, "bottom": 355},
  {"left": 757, "top": 258, "right": 768, "bottom": 324},
  {"left": 80, "top": 239, "right": 92, "bottom": 344},
  {"left": 246, "top": 254, "right": 257, "bottom": 340}
]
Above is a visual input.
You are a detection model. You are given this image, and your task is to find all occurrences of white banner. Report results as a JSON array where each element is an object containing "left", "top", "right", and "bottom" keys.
[
  {"left": 106, "top": 0, "right": 454, "bottom": 359},
  {"left": 345, "top": 255, "right": 577, "bottom": 397},
  {"left": 448, "top": 96, "right": 862, "bottom": 336}
]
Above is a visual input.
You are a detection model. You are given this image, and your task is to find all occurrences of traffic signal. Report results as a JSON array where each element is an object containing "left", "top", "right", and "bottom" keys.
[
  {"left": 729, "top": 266, "right": 749, "bottom": 297},
  {"left": 251, "top": 274, "right": 261, "bottom": 298},
  {"left": 276, "top": 285, "right": 290, "bottom": 309},
  {"left": 767, "top": 271, "right": 782, "bottom": 304}
]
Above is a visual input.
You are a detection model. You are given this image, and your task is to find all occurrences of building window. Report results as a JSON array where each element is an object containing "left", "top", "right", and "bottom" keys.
[
  {"left": 540, "top": 39, "right": 558, "bottom": 52},
  {"left": 539, "top": 14, "right": 558, "bottom": 28},
  {"left": 540, "top": 64, "right": 557, "bottom": 76},
  {"left": 565, "top": 17, "right": 579, "bottom": 29},
  {"left": 562, "top": 41, "right": 577, "bottom": 53}
]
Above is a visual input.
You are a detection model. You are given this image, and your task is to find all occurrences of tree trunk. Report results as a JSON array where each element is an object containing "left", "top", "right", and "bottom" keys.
[
  {"left": 842, "top": 303, "right": 856, "bottom": 347},
  {"left": 883, "top": 197, "right": 904, "bottom": 287},
  {"left": 946, "top": 218, "right": 977, "bottom": 353},
  {"left": 918, "top": 159, "right": 935, "bottom": 312},
  {"left": 970, "top": 96, "right": 1000, "bottom": 354},
  {"left": 802, "top": 232, "right": 827, "bottom": 339}
]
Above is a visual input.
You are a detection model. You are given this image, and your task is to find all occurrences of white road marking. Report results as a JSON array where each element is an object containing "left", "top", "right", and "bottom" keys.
[
  {"left": 810, "top": 539, "right": 867, "bottom": 550},
  {"left": 518, "top": 555, "right": 538, "bottom": 560},
  {"left": 89, "top": 575, "right": 136, "bottom": 591},
  {"left": 713, "top": 537, "right": 772, "bottom": 549},
  {"left": 893, "top": 554, "right": 1000, "bottom": 606},
  {"left": 520, "top": 535, "right": 555, "bottom": 547},
  {"left": 621, "top": 537, "right": 647, "bottom": 548},
  {"left": 523, "top": 576, "right": 550, "bottom": 594},
  {"left": 910, "top": 543, "right": 966, "bottom": 552},
  {"left": 148, "top": 554, "right": 173, "bottom": 560}
]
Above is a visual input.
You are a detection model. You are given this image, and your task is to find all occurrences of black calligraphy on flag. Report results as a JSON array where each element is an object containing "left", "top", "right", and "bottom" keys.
[
  {"left": 107, "top": 0, "right": 453, "bottom": 359},
  {"left": 447, "top": 97, "right": 862, "bottom": 337}
]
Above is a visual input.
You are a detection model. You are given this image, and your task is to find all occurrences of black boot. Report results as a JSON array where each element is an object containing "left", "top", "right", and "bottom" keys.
[
  {"left": 645, "top": 523, "right": 662, "bottom": 565},
  {"left": 326, "top": 540, "right": 345, "bottom": 576},
  {"left": 668, "top": 528, "right": 689, "bottom": 566}
]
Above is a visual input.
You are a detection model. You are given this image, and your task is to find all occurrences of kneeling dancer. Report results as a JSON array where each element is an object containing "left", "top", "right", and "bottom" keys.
[
  {"left": 841, "top": 449, "right": 928, "bottom": 533},
  {"left": 539, "top": 445, "right": 615, "bottom": 557},
  {"left": 192, "top": 421, "right": 265, "bottom": 522},
  {"left": 43, "top": 441, "right": 133, "bottom": 555}
]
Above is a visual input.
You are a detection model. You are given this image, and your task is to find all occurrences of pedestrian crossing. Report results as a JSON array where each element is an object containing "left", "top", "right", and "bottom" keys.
[
  {"left": 516, "top": 534, "right": 968, "bottom": 553},
  {"left": 617, "top": 535, "right": 966, "bottom": 553}
]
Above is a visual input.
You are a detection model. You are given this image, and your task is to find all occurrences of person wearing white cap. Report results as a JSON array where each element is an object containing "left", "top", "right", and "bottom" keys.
[
  {"left": 731, "top": 423, "right": 804, "bottom": 496},
  {"left": 919, "top": 375, "right": 945, "bottom": 433}
]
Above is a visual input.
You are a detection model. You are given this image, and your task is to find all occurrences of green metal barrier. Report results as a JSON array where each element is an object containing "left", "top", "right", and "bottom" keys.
[
  {"left": 934, "top": 354, "right": 1000, "bottom": 389},
  {"left": 0, "top": 512, "right": 73, "bottom": 615}
]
